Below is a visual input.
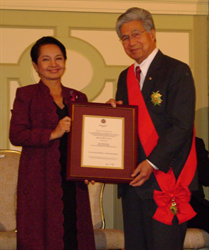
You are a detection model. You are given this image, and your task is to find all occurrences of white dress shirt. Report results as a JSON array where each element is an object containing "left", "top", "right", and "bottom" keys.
[{"left": 134, "top": 47, "right": 159, "bottom": 170}]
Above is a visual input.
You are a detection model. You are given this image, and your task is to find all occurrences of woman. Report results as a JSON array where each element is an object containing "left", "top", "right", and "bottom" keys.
[{"left": 10, "top": 36, "right": 95, "bottom": 250}]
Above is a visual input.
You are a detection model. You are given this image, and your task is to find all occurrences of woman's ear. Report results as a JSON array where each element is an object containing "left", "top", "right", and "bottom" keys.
[{"left": 32, "top": 61, "right": 38, "bottom": 73}]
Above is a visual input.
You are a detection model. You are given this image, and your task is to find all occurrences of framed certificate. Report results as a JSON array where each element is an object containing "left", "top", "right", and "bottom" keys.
[{"left": 66, "top": 102, "right": 138, "bottom": 183}]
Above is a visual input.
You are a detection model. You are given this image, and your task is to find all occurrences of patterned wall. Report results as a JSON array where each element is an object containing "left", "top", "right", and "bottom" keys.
[{"left": 1, "top": 10, "right": 208, "bottom": 149}]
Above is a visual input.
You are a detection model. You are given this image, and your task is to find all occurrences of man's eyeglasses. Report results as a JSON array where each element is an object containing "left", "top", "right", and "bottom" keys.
[{"left": 121, "top": 30, "right": 146, "bottom": 45}]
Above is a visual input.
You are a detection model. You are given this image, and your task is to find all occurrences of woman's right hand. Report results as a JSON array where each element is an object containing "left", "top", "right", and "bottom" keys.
[{"left": 50, "top": 116, "right": 71, "bottom": 140}]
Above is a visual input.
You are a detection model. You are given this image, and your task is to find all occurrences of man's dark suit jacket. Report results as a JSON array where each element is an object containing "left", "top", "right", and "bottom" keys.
[{"left": 116, "top": 50, "right": 198, "bottom": 198}]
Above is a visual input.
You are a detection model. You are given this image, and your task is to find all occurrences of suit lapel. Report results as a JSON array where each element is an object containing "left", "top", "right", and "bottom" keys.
[{"left": 141, "top": 50, "right": 164, "bottom": 102}]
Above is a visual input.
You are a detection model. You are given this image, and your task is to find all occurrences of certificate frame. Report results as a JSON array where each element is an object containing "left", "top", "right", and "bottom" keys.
[{"left": 66, "top": 102, "right": 138, "bottom": 183}]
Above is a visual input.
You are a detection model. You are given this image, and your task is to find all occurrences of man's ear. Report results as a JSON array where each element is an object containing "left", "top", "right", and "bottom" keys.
[{"left": 150, "top": 29, "right": 156, "bottom": 40}]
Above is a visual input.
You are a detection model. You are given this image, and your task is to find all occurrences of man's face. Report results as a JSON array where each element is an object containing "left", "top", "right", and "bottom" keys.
[{"left": 120, "top": 20, "right": 156, "bottom": 64}]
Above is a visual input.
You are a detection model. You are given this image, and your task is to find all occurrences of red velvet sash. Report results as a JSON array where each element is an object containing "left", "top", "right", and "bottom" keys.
[{"left": 127, "top": 64, "right": 197, "bottom": 225}]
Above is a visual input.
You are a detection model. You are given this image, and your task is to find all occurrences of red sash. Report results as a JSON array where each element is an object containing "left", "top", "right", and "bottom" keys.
[{"left": 127, "top": 64, "right": 197, "bottom": 225}]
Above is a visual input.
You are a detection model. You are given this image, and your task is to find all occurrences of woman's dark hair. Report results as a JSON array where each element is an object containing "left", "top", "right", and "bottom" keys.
[{"left": 30, "top": 36, "right": 67, "bottom": 64}]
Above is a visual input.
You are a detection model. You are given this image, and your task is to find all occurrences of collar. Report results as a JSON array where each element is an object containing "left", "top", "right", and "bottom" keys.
[{"left": 134, "top": 48, "right": 158, "bottom": 78}]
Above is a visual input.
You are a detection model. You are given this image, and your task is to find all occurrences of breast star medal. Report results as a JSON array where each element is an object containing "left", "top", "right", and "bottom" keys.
[
  {"left": 151, "top": 91, "right": 162, "bottom": 106},
  {"left": 170, "top": 198, "right": 178, "bottom": 215}
]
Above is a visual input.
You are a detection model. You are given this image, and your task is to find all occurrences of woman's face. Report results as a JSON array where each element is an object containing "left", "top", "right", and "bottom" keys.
[{"left": 33, "top": 44, "right": 66, "bottom": 83}]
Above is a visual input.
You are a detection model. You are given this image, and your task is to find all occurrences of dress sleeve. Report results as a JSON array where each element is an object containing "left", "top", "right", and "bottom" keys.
[{"left": 9, "top": 87, "right": 53, "bottom": 147}]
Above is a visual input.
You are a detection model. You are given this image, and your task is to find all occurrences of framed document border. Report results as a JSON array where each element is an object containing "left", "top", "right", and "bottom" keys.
[{"left": 66, "top": 102, "right": 138, "bottom": 183}]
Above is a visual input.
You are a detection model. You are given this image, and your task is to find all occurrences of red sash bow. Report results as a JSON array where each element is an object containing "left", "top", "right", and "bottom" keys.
[{"left": 127, "top": 64, "right": 197, "bottom": 225}]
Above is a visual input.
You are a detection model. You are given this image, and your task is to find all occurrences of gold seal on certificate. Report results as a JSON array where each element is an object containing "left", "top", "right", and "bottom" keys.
[{"left": 66, "top": 102, "right": 138, "bottom": 183}]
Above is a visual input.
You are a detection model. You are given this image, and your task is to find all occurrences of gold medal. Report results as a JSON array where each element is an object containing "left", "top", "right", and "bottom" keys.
[
  {"left": 151, "top": 91, "right": 162, "bottom": 106},
  {"left": 170, "top": 198, "right": 178, "bottom": 215}
]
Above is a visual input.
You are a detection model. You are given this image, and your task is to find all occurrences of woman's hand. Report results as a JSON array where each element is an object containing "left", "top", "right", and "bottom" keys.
[
  {"left": 84, "top": 180, "right": 95, "bottom": 185},
  {"left": 50, "top": 116, "right": 71, "bottom": 140}
]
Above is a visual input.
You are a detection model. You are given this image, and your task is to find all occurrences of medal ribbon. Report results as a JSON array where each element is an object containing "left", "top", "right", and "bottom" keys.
[{"left": 127, "top": 64, "right": 197, "bottom": 225}]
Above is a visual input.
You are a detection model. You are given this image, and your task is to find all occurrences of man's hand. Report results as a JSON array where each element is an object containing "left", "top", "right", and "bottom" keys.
[
  {"left": 106, "top": 98, "right": 123, "bottom": 107},
  {"left": 130, "top": 160, "right": 153, "bottom": 187}
]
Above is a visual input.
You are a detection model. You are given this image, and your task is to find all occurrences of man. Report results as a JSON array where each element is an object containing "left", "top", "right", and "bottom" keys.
[
  {"left": 188, "top": 137, "right": 209, "bottom": 233},
  {"left": 108, "top": 7, "right": 198, "bottom": 250}
]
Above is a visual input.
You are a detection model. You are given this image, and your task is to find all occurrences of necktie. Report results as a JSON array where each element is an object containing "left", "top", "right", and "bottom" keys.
[{"left": 135, "top": 66, "right": 141, "bottom": 84}]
